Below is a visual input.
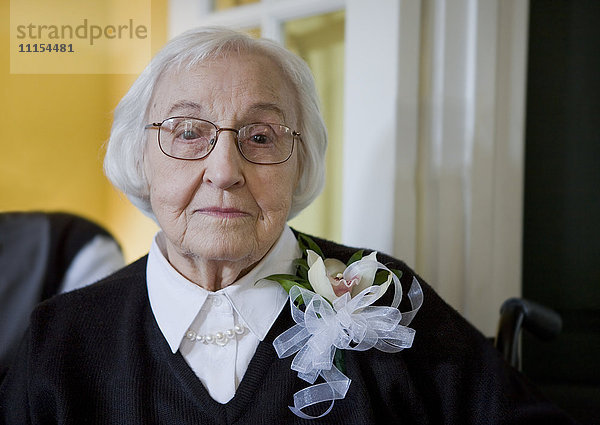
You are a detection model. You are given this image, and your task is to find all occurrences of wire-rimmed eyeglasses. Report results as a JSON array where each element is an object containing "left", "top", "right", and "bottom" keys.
[{"left": 144, "top": 117, "right": 301, "bottom": 165}]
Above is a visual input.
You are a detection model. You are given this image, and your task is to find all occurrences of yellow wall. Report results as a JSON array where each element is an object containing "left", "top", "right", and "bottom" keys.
[
  {"left": 0, "top": 0, "right": 165, "bottom": 262},
  {"left": 285, "top": 11, "right": 345, "bottom": 243}
]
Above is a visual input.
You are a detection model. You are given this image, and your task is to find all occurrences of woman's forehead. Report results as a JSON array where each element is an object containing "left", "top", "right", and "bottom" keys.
[
  {"left": 150, "top": 54, "right": 296, "bottom": 123},
  {"left": 162, "top": 100, "right": 288, "bottom": 123}
]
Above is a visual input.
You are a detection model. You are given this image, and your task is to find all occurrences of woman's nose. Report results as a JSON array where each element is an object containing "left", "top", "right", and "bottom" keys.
[{"left": 201, "top": 130, "right": 245, "bottom": 189}]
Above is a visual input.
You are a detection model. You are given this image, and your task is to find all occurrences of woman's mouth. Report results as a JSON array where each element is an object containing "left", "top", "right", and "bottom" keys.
[{"left": 196, "top": 207, "right": 250, "bottom": 218}]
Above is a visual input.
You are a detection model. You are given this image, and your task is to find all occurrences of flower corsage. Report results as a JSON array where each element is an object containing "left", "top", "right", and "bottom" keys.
[{"left": 264, "top": 234, "right": 423, "bottom": 420}]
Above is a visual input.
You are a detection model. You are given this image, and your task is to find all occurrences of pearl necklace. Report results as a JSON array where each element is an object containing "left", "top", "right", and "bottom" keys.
[{"left": 185, "top": 324, "right": 246, "bottom": 347}]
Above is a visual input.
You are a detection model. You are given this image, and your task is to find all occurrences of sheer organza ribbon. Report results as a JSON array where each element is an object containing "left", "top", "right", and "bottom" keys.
[{"left": 273, "top": 260, "right": 423, "bottom": 419}]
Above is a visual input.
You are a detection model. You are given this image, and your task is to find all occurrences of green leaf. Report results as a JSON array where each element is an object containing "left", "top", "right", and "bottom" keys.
[
  {"left": 346, "top": 249, "right": 364, "bottom": 266},
  {"left": 390, "top": 268, "right": 403, "bottom": 280},
  {"left": 372, "top": 270, "right": 390, "bottom": 286},
  {"left": 261, "top": 273, "right": 304, "bottom": 283},
  {"left": 371, "top": 268, "right": 403, "bottom": 286},
  {"left": 297, "top": 268, "right": 308, "bottom": 281},
  {"left": 292, "top": 295, "right": 307, "bottom": 308},
  {"left": 293, "top": 258, "right": 309, "bottom": 271},
  {"left": 259, "top": 273, "right": 312, "bottom": 294},
  {"left": 297, "top": 233, "right": 325, "bottom": 259},
  {"left": 333, "top": 348, "right": 346, "bottom": 374},
  {"left": 278, "top": 280, "right": 303, "bottom": 294},
  {"left": 297, "top": 236, "right": 308, "bottom": 254},
  {"left": 292, "top": 258, "right": 309, "bottom": 281}
]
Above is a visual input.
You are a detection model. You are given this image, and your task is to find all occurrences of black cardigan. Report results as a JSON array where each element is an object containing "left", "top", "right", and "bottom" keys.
[{"left": 0, "top": 236, "right": 577, "bottom": 424}]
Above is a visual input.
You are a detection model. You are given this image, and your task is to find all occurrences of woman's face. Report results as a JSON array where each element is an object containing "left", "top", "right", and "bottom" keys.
[{"left": 144, "top": 53, "right": 300, "bottom": 278}]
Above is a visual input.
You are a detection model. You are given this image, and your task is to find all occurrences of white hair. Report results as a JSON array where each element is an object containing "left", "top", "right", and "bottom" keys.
[{"left": 104, "top": 27, "right": 327, "bottom": 220}]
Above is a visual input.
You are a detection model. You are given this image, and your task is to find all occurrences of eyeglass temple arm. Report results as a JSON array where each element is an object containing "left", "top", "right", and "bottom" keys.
[{"left": 144, "top": 123, "right": 162, "bottom": 129}]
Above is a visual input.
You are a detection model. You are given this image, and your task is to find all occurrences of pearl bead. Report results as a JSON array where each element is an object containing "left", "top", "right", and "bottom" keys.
[{"left": 185, "top": 324, "right": 246, "bottom": 347}]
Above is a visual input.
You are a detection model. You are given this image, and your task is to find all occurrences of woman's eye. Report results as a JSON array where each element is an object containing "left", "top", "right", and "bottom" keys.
[
  {"left": 182, "top": 129, "right": 199, "bottom": 140},
  {"left": 173, "top": 127, "right": 203, "bottom": 141},
  {"left": 251, "top": 134, "right": 270, "bottom": 144}
]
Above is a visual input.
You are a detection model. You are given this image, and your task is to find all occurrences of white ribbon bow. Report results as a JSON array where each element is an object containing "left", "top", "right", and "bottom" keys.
[{"left": 273, "top": 260, "right": 423, "bottom": 419}]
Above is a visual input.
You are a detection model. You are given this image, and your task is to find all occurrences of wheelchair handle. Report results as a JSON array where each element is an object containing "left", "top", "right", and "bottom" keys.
[{"left": 495, "top": 298, "right": 562, "bottom": 368}]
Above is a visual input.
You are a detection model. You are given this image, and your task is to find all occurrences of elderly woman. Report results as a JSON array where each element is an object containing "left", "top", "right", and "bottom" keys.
[{"left": 1, "top": 28, "right": 575, "bottom": 424}]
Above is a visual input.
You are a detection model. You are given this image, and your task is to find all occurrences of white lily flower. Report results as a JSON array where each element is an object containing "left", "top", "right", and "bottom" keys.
[
  {"left": 306, "top": 249, "right": 391, "bottom": 303},
  {"left": 306, "top": 250, "right": 338, "bottom": 302},
  {"left": 349, "top": 251, "right": 378, "bottom": 297}
]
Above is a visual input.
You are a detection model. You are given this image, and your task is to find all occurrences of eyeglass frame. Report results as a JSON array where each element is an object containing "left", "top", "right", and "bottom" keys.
[{"left": 144, "top": 116, "right": 302, "bottom": 165}]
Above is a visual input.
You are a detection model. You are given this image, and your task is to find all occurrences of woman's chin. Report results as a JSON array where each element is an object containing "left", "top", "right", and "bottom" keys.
[{"left": 180, "top": 227, "right": 259, "bottom": 263}]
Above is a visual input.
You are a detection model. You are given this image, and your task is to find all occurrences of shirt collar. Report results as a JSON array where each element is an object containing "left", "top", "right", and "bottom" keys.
[{"left": 147, "top": 225, "right": 300, "bottom": 353}]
